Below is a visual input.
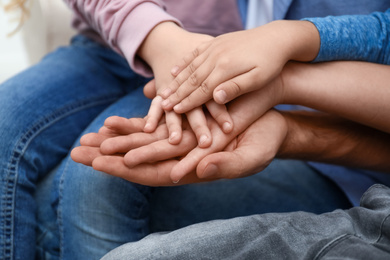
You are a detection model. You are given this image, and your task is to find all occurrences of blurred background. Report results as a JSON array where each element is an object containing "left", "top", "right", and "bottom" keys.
[{"left": 0, "top": 0, "right": 75, "bottom": 83}]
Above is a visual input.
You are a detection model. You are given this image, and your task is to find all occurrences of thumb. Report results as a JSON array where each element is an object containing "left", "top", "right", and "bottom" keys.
[
  {"left": 143, "top": 79, "right": 156, "bottom": 99},
  {"left": 213, "top": 68, "right": 263, "bottom": 104},
  {"left": 197, "top": 148, "right": 266, "bottom": 180}
]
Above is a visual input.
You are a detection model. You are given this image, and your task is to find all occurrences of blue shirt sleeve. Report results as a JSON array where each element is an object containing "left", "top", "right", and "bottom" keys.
[{"left": 303, "top": 8, "right": 390, "bottom": 65}]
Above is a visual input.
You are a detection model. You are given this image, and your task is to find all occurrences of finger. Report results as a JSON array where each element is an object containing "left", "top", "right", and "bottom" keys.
[
  {"left": 169, "top": 119, "right": 231, "bottom": 183},
  {"left": 98, "top": 125, "right": 119, "bottom": 136},
  {"left": 169, "top": 40, "right": 212, "bottom": 77},
  {"left": 143, "top": 79, "right": 156, "bottom": 99},
  {"left": 213, "top": 68, "right": 262, "bottom": 104},
  {"left": 198, "top": 110, "right": 287, "bottom": 179},
  {"left": 123, "top": 129, "right": 197, "bottom": 167},
  {"left": 80, "top": 132, "right": 111, "bottom": 147},
  {"left": 169, "top": 144, "right": 212, "bottom": 183},
  {"left": 197, "top": 148, "right": 261, "bottom": 180},
  {"left": 100, "top": 124, "right": 169, "bottom": 155},
  {"left": 186, "top": 107, "right": 212, "bottom": 148},
  {"left": 205, "top": 100, "right": 233, "bottom": 134},
  {"left": 171, "top": 65, "right": 230, "bottom": 114},
  {"left": 160, "top": 41, "right": 212, "bottom": 101},
  {"left": 161, "top": 56, "right": 210, "bottom": 109},
  {"left": 104, "top": 116, "right": 146, "bottom": 135},
  {"left": 165, "top": 111, "right": 183, "bottom": 144},
  {"left": 144, "top": 96, "right": 164, "bottom": 132},
  {"left": 71, "top": 146, "right": 103, "bottom": 166},
  {"left": 92, "top": 156, "right": 202, "bottom": 186}
]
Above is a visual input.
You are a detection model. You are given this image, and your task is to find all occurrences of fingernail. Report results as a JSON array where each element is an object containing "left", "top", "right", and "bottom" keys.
[
  {"left": 173, "top": 103, "right": 182, "bottom": 112},
  {"left": 169, "top": 131, "right": 178, "bottom": 142},
  {"left": 172, "top": 179, "right": 180, "bottom": 184},
  {"left": 222, "top": 122, "right": 232, "bottom": 133},
  {"left": 214, "top": 90, "right": 227, "bottom": 104},
  {"left": 162, "top": 99, "right": 170, "bottom": 108},
  {"left": 202, "top": 164, "right": 218, "bottom": 178},
  {"left": 144, "top": 122, "right": 152, "bottom": 131},
  {"left": 171, "top": 66, "right": 179, "bottom": 75},
  {"left": 161, "top": 88, "right": 171, "bottom": 98},
  {"left": 199, "top": 135, "right": 208, "bottom": 146}
]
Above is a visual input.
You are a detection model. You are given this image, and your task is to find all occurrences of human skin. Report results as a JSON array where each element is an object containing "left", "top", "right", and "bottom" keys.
[
  {"left": 136, "top": 22, "right": 234, "bottom": 147},
  {"left": 158, "top": 20, "right": 320, "bottom": 113},
  {"left": 71, "top": 59, "right": 390, "bottom": 184},
  {"left": 71, "top": 108, "right": 390, "bottom": 186}
]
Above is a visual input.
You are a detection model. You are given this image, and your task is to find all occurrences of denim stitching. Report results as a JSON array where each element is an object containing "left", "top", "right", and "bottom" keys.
[
  {"left": 313, "top": 234, "right": 352, "bottom": 260},
  {"left": 1, "top": 96, "right": 119, "bottom": 260}
]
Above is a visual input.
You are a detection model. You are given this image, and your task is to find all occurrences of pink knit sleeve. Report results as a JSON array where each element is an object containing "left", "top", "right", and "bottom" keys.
[{"left": 64, "top": 0, "right": 181, "bottom": 76}]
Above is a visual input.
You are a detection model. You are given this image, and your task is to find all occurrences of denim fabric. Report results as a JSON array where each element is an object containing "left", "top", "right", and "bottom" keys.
[
  {"left": 102, "top": 184, "right": 390, "bottom": 260},
  {"left": 0, "top": 35, "right": 148, "bottom": 260},
  {"left": 55, "top": 88, "right": 152, "bottom": 259}
]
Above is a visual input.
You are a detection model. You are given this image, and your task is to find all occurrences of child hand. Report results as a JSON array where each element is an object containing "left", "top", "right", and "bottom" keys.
[{"left": 160, "top": 21, "right": 320, "bottom": 114}]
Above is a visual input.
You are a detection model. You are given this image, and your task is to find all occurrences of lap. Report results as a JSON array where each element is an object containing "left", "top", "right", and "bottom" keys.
[
  {"left": 102, "top": 184, "right": 390, "bottom": 260},
  {"left": 149, "top": 159, "right": 351, "bottom": 232}
]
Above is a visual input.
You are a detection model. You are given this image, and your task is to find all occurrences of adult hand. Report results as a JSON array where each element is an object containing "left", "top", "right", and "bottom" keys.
[
  {"left": 72, "top": 74, "right": 285, "bottom": 184},
  {"left": 71, "top": 109, "right": 287, "bottom": 186}
]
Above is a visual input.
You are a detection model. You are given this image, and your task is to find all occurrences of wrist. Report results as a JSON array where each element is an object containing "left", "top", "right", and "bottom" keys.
[
  {"left": 273, "top": 20, "right": 320, "bottom": 62},
  {"left": 137, "top": 22, "right": 184, "bottom": 68},
  {"left": 277, "top": 111, "right": 345, "bottom": 160},
  {"left": 116, "top": 2, "right": 181, "bottom": 77},
  {"left": 278, "top": 61, "right": 308, "bottom": 104}
]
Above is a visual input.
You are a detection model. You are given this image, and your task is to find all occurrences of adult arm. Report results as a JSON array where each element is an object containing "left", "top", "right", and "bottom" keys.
[
  {"left": 82, "top": 60, "right": 390, "bottom": 182},
  {"left": 161, "top": 9, "right": 390, "bottom": 112},
  {"left": 71, "top": 107, "right": 390, "bottom": 187},
  {"left": 280, "top": 61, "right": 390, "bottom": 133}
]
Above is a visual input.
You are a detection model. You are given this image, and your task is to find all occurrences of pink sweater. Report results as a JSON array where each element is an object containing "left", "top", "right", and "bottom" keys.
[{"left": 64, "top": 0, "right": 243, "bottom": 76}]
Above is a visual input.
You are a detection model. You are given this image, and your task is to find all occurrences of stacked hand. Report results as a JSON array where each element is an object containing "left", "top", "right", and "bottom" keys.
[
  {"left": 71, "top": 20, "right": 321, "bottom": 186},
  {"left": 72, "top": 72, "right": 288, "bottom": 184}
]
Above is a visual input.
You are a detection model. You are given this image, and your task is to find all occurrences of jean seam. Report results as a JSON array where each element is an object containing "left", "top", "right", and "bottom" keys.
[
  {"left": 1, "top": 96, "right": 119, "bottom": 260},
  {"left": 313, "top": 234, "right": 352, "bottom": 260},
  {"left": 375, "top": 213, "right": 390, "bottom": 245},
  {"left": 57, "top": 151, "right": 71, "bottom": 260}
]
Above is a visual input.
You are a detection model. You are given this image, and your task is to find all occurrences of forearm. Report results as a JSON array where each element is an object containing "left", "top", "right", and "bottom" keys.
[
  {"left": 277, "top": 111, "right": 390, "bottom": 173},
  {"left": 64, "top": 0, "right": 181, "bottom": 76},
  {"left": 282, "top": 61, "right": 390, "bottom": 133}
]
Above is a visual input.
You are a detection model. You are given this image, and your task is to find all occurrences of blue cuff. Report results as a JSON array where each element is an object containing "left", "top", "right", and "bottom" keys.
[{"left": 303, "top": 9, "right": 390, "bottom": 65}]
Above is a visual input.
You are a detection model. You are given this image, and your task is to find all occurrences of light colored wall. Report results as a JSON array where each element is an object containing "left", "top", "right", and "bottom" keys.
[
  {"left": 0, "top": 7, "right": 29, "bottom": 83},
  {"left": 0, "top": 0, "right": 75, "bottom": 83}
]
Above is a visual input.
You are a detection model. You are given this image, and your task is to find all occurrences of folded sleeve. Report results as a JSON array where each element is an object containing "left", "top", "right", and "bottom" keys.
[
  {"left": 64, "top": 0, "right": 182, "bottom": 76},
  {"left": 303, "top": 9, "right": 390, "bottom": 65}
]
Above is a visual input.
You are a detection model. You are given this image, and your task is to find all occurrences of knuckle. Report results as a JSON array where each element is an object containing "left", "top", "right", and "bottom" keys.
[
  {"left": 230, "top": 81, "right": 242, "bottom": 97},
  {"left": 199, "top": 82, "right": 210, "bottom": 95},
  {"left": 189, "top": 73, "right": 198, "bottom": 87},
  {"left": 188, "top": 62, "right": 197, "bottom": 75},
  {"left": 192, "top": 47, "right": 200, "bottom": 59}
]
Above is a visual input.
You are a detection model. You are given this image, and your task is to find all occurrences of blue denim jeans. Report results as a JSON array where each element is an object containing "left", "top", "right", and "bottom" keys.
[
  {"left": 0, "top": 35, "right": 351, "bottom": 260},
  {"left": 0, "top": 35, "right": 149, "bottom": 260},
  {"left": 102, "top": 184, "right": 390, "bottom": 260}
]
